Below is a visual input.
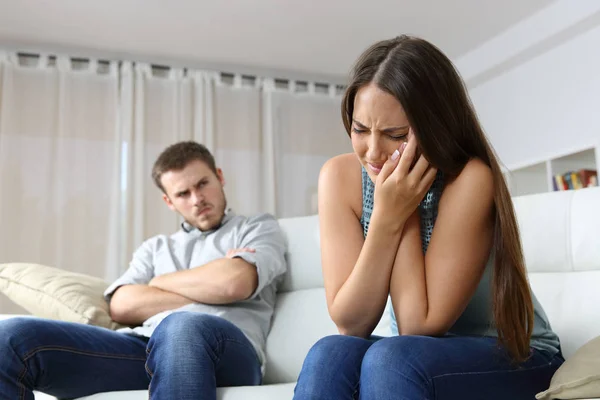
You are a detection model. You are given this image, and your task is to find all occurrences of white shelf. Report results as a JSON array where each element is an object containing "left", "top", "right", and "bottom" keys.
[
  {"left": 505, "top": 145, "right": 598, "bottom": 196},
  {"left": 507, "top": 162, "right": 550, "bottom": 197},
  {"left": 551, "top": 148, "right": 597, "bottom": 176}
]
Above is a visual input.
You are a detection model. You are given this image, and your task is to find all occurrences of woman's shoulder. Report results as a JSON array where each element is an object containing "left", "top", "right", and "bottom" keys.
[
  {"left": 450, "top": 158, "right": 493, "bottom": 187},
  {"left": 319, "top": 153, "right": 363, "bottom": 213},
  {"left": 320, "top": 153, "right": 362, "bottom": 184},
  {"left": 442, "top": 158, "right": 494, "bottom": 207}
]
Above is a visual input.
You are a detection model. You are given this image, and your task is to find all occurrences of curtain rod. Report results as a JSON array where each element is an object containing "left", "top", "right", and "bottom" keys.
[
  {"left": 4, "top": 40, "right": 348, "bottom": 86},
  {"left": 12, "top": 51, "right": 347, "bottom": 96},
  {"left": 14, "top": 51, "right": 347, "bottom": 90}
]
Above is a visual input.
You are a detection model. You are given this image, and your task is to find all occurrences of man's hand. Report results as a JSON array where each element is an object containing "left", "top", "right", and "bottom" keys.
[{"left": 226, "top": 248, "right": 255, "bottom": 259}]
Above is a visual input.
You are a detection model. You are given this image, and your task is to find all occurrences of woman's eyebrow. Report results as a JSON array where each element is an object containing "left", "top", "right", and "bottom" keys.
[
  {"left": 381, "top": 125, "right": 409, "bottom": 133},
  {"left": 352, "top": 119, "right": 368, "bottom": 129}
]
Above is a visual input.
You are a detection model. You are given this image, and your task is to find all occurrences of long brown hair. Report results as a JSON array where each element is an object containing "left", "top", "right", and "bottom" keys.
[{"left": 342, "top": 35, "right": 533, "bottom": 362}]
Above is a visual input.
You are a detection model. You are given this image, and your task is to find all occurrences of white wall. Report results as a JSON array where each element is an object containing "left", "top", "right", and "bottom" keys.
[
  {"left": 470, "top": 26, "right": 600, "bottom": 168},
  {"left": 457, "top": 1, "right": 600, "bottom": 169}
]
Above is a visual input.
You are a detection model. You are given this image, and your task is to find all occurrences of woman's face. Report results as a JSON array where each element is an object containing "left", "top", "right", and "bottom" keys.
[{"left": 351, "top": 82, "right": 414, "bottom": 183}]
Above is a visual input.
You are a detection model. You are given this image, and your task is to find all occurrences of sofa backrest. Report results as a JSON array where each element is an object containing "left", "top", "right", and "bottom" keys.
[
  {"left": 514, "top": 186, "right": 600, "bottom": 358},
  {"left": 262, "top": 216, "right": 335, "bottom": 384},
  {"left": 265, "top": 187, "right": 600, "bottom": 384},
  {"left": 276, "top": 215, "right": 323, "bottom": 293}
]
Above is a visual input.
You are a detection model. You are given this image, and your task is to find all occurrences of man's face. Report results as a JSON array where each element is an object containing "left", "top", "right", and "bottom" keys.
[{"left": 160, "top": 159, "right": 227, "bottom": 231}]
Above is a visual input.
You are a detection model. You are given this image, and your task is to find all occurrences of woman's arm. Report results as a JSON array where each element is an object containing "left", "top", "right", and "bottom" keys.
[
  {"left": 319, "top": 155, "right": 401, "bottom": 337},
  {"left": 321, "top": 140, "right": 436, "bottom": 338},
  {"left": 389, "top": 158, "right": 495, "bottom": 336}
]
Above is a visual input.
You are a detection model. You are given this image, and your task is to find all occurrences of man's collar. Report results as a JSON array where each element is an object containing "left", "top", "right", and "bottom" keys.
[{"left": 181, "top": 208, "right": 235, "bottom": 233}]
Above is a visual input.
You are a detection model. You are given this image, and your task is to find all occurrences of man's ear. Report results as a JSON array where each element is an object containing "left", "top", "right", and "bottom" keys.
[
  {"left": 216, "top": 168, "right": 225, "bottom": 186},
  {"left": 162, "top": 192, "right": 176, "bottom": 211}
]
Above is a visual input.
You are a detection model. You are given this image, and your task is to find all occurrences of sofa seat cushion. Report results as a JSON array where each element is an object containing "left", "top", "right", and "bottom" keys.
[
  {"left": 263, "top": 288, "right": 337, "bottom": 384},
  {"left": 35, "top": 383, "right": 296, "bottom": 400},
  {"left": 263, "top": 287, "right": 392, "bottom": 385},
  {"left": 529, "top": 271, "right": 600, "bottom": 358}
]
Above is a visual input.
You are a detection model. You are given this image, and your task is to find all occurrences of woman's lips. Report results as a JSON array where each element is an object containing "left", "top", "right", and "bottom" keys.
[{"left": 368, "top": 163, "right": 383, "bottom": 174}]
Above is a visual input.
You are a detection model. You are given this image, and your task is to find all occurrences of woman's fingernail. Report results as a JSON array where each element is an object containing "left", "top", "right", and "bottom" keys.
[
  {"left": 401, "top": 142, "right": 407, "bottom": 151},
  {"left": 391, "top": 149, "right": 400, "bottom": 161}
]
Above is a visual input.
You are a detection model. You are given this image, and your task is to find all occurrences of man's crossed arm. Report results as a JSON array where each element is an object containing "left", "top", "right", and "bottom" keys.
[
  {"left": 150, "top": 248, "right": 258, "bottom": 303},
  {"left": 110, "top": 248, "right": 258, "bottom": 326},
  {"left": 108, "top": 214, "right": 287, "bottom": 326}
]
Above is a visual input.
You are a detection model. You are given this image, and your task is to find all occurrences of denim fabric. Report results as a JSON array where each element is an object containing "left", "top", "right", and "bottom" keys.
[
  {"left": 294, "top": 334, "right": 563, "bottom": 400},
  {"left": 0, "top": 312, "right": 261, "bottom": 400}
]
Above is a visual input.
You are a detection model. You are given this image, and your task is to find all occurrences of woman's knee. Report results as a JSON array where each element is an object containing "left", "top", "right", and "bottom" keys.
[
  {"left": 359, "top": 336, "right": 437, "bottom": 398},
  {"left": 299, "top": 335, "right": 373, "bottom": 381},
  {"left": 361, "top": 336, "right": 435, "bottom": 382},
  {"left": 304, "top": 335, "right": 373, "bottom": 366},
  {"left": 305, "top": 335, "right": 352, "bottom": 360},
  {"left": 295, "top": 335, "right": 373, "bottom": 399}
]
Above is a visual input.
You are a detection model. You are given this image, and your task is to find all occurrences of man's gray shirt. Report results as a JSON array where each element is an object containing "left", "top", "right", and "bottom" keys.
[{"left": 104, "top": 211, "right": 287, "bottom": 368}]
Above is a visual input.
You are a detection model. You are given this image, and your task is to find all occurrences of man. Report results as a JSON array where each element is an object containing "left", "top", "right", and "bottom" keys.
[{"left": 0, "top": 141, "right": 287, "bottom": 400}]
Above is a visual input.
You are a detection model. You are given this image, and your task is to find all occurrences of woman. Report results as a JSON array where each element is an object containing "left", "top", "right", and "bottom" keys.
[{"left": 293, "top": 36, "right": 563, "bottom": 400}]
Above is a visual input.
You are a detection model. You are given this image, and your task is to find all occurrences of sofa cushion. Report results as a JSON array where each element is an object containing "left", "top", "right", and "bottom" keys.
[
  {"left": 515, "top": 188, "right": 600, "bottom": 359},
  {"left": 36, "top": 383, "right": 297, "bottom": 400},
  {"left": 536, "top": 336, "right": 600, "bottom": 400},
  {"left": 513, "top": 191, "right": 573, "bottom": 273},
  {"left": 277, "top": 215, "right": 323, "bottom": 292},
  {"left": 571, "top": 187, "right": 600, "bottom": 272},
  {"left": 263, "top": 288, "right": 337, "bottom": 384},
  {"left": 529, "top": 271, "right": 600, "bottom": 359},
  {"left": 513, "top": 188, "right": 600, "bottom": 274},
  {"left": 0, "top": 263, "right": 122, "bottom": 330},
  {"left": 218, "top": 383, "right": 295, "bottom": 400},
  {"left": 263, "top": 287, "right": 393, "bottom": 385}
]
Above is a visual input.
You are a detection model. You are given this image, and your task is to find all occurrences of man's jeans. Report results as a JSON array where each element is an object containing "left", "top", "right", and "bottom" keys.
[
  {"left": 293, "top": 334, "right": 564, "bottom": 400},
  {"left": 0, "top": 312, "right": 261, "bottom": 400}
]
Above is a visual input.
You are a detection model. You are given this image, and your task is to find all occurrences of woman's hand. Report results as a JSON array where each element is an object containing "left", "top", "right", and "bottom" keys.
[{"left": 373, "top": 133, "right": 438, "bottom": 229}]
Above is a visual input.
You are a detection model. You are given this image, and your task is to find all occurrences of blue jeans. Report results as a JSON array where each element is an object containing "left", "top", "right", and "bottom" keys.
[
  {"left": 294, "top": 335, "right": 563, "bottom": 400},
  {"left": 0, "top": 312, "right": 261, "bottom": 400}
]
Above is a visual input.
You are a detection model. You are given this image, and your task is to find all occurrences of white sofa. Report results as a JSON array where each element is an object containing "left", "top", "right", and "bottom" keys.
[{"left": 8, "top": 187, "right": 600, "bottom": 399}]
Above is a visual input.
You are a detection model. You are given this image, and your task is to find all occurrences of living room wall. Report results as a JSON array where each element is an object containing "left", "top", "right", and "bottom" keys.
[{"left": 457, "top": 1, "right": 600, "bottom": 170}]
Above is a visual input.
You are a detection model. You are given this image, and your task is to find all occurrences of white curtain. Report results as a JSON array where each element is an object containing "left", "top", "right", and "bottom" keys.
[
  {"left": 265, "top": 82, "right": 351, "bottom": 217},
  {"left": 0, "top": 52, "right": 351, "bottom": 314},
  {"left": 0, "top": 54, "right": 121, "bottom": 313}
]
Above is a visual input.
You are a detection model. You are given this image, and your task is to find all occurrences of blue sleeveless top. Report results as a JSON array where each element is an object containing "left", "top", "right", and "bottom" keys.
[{"left": 360, "top": 167, "right": 560, "bottom": 356}]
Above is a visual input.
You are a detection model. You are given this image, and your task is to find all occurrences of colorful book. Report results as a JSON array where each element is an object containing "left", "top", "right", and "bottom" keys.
[{"left": 579, "top": 169, "right": 598, "bottom": 188}]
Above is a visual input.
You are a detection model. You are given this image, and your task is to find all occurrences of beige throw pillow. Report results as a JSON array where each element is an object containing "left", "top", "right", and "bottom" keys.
[
  {"left": 536, "top": 336, "right": 600, "bottom": 400},
  {"left": 0, "top": 263, "right": 123, "bottom": 330}
]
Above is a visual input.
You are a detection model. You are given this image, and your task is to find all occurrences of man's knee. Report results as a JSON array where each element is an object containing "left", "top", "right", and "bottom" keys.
[
  {"left": 148, "top": 312, "right": 226, "bottom": 355},
  {"left": 0, "top": 317, "right": 49, "bottom": 372},
  {"left": 146, "top": 313, "right": 230, "bottom": 374},
  {"left": 0, "top": 317, "right": 44, "bottom": 349},
  {"left": 152, "top": 312, "right": 224, "bottom": 339}
]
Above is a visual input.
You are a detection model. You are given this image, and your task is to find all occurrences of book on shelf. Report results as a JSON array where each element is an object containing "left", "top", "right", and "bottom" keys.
[{"left": 553, "top": 169, "right": 598, "bottom": 191}]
